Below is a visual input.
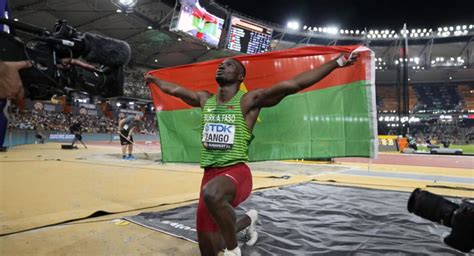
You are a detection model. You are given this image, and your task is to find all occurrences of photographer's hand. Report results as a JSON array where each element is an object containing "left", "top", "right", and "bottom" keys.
[
  {"left": 0, "top": 61, "right": 32, "bottom": 100},
  {"left": 58, "top": 58, "right": 96, "bottom": 70}
]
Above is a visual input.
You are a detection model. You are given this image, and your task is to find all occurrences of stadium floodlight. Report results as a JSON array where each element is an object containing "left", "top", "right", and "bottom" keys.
[
  {"left": 340, "top": 29, "right": 345, "bottom": 34},
  {"left": 449, "top": 26, "right": 454, "bottom": 31},
  {"left": 327, "top": 27, "right": 338, "bottom": 34},
  {"left": 154, "top": 59, "right": 158, "bottom": 62},
  {"left": 350, "top": 30, "right": 354, "bottom": 34},
  {"left": 111, "top": 0, "right": 138, "bottom": 13},
  {"left": 375, "top": 30, "right": 379, "bottom": 34},
  {"left": 456, "top": 25, "right": 461, "bottom": 30},
  {"left": 422, "top": 28, "right": 427, "bottom": 33},
  {"left": 119, "top": 0, "right": 137, "bottom": 6},
  {"left": 147, "top": 26, "right": 152, "bottom": 29},
  {"left": 462, "top": 25, "right": 467, "bottom": 30},
  {"left": 287, "top": 21, "right": 300, "bottom": 30},
  {"left": 443, "top": 27, "right": 448, "bottom": 31},
  {"left": 116, "top": 9, "right": 122, "bottom": 13},
  {"left": 303, "top": 25, "right": 308, "bottom": 30},
  {"left": 355, "top": 30, "right": 360, "bottom": 34}
]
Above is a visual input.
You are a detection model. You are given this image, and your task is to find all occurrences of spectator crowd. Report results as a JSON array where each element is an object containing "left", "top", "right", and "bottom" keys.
[{"left": 8, "top": 106, "right": 157, "bottom": 135}]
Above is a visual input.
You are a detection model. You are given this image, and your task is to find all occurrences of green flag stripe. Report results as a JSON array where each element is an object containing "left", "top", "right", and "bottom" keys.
[{"left": 157, "top": 80, "right": 375, "bottom": 163}]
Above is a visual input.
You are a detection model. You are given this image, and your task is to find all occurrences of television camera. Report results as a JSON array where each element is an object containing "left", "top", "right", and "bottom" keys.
[
  {"left": 408, "top": 188, "right": 474, "bottom": 253},
  {"left": 0, "top": 18, "right": 131, "bottom": 99}
]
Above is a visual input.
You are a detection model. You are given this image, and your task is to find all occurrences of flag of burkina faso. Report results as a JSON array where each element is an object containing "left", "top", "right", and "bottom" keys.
[{"left": 148, "top": 45, "right": 378, "bottom": 163}]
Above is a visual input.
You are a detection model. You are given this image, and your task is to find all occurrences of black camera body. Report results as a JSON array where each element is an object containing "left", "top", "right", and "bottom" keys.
[
  {"left": 408, "top": 188, "right": 474, "bottom": 253},
  {"left": 0, "top": 18, "right": 125, "bottom": 99}
]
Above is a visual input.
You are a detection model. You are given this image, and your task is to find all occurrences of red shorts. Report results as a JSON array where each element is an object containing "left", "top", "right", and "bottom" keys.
[{"left": 196, "top": 163, "right": 253, "bottom": 232}]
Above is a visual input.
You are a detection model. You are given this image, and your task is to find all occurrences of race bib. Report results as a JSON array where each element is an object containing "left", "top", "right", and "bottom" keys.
[
  {"left": 123, "top": 124, "right": 129, "bottom": 130},
  {"left": 202, "top": 123, "right": 235, "bottom": 150}
]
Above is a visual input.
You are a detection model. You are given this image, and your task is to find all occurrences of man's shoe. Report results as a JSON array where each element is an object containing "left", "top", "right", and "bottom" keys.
[
  {"left": 224, "top": 246, "right": 241, "bottom": 256},
  {"left": 245, "top": 209, "right": 258, "bottom": 246},
  {"left": 127, "top": 155, "right": 136, "bottom": 160},
  {"left": 0, "top": 146, "right": 7, "bottom": 152}
]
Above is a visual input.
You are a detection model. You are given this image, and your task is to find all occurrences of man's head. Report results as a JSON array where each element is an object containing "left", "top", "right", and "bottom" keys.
[{"left": 215, "top": 58, "right": 246, "bottom": 86}]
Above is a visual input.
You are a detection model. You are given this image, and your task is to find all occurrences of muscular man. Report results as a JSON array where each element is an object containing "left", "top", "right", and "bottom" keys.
[
  {"left": 145, "top": 52, "right": 358, "bottom": 256},
  {"left": 118, "top": 115, "right": 143, "bottom": 160}
]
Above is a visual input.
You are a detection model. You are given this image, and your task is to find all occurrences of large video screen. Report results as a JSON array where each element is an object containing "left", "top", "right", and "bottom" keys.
[
  {"left": 226, "top": 16, "right": 273, "bottom": 54},
  {"left": 170, "top": 1, "right": 224, "bottom": 47}
]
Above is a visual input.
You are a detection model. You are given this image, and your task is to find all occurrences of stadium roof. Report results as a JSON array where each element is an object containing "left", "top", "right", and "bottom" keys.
[
  {"left": 8, "top": 0, "right": 474, "bottom": 84},
  {"left": 218, "top": 0, "right": 474, "bottom": 29}
]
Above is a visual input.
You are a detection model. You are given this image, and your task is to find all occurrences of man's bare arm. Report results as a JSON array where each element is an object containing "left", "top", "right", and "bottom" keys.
[
  {"left": 144, "top": 74, "right": 211, "bottom": 107},
  {"left": 118, "top": 119, "right": 125, "bottom": 132},
  {"left": 247, "top": 53, "right": 358, "bottom": 109}
]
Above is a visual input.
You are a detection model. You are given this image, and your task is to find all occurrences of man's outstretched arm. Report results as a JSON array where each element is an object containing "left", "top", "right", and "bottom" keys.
[
  {"left": 247, "top": 53, "right": 359, "bottom": 109},
  {"left": 144, "top": 74, "right": 211, "bottom": 108}
]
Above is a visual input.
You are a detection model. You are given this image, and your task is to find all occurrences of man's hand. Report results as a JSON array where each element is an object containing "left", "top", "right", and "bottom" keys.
[
  {"left": 335, "top": 52, "right": 359, "bottom": 67},
  {"left": 57, "top": 58, "right": 96, "bottom": 70},
  {"left": 144, "top": 74, "right": 160, "bottom": 85},
  {"left": 0, "top": 61, "right": 32, "bottom": 99}
]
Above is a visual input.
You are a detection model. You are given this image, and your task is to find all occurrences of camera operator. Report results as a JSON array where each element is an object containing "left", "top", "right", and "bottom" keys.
[
  {"left": 0, "top": 58, "right": 94, "bottom": 152},
  {"left": 0, "top": 0, "right": 31, "bottom": 151},
  {"left": 0, "top": 61, "right": 31, "bottom": 151}
]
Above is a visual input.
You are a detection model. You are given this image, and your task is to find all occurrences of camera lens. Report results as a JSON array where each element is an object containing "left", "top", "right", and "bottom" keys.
[{"left": 407, "top": 188, "right": 459, "bottom": 227}]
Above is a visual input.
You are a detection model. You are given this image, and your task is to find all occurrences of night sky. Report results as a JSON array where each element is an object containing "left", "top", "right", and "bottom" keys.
[{"left": 216, "top": 0, "right": 474, "bottom": 30}]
